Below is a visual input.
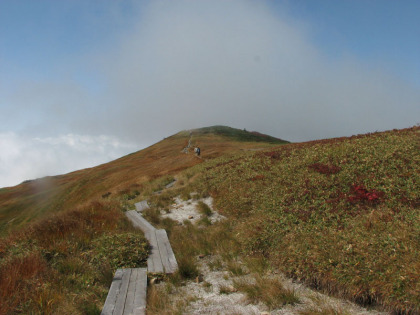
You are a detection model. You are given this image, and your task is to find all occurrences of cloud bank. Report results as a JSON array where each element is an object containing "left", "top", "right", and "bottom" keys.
[
  {"left": 0, "top": 133, "right": 137, "bottom": 187},
  {"left": 96, "top": 0, "right": 419, "bottom": 142}
]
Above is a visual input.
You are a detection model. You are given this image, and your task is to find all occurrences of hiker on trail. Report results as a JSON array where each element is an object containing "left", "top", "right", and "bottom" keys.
[{"left": 196, "top": 147, "right": 201, "bottom": 156}]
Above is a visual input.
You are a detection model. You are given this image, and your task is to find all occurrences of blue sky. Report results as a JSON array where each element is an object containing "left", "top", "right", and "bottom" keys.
[
  {"left": 0, "top": 0, "right": 419, "bottom": 187},
  {"left": 280, "top": 0, "right": 420, "bottom": 86}
]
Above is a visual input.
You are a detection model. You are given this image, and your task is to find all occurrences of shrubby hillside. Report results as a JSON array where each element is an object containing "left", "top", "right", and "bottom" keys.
[
  {"left": 0, "top": 125, "right": 418, "bottom": 314},
  {"left": 195, "top": 126, "right": 419, "bottom": 313}
]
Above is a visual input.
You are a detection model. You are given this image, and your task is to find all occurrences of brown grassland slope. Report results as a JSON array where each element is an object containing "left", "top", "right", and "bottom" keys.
[
  {"left": 0, "top": 125, "right": 418, "bottom": 314},
  {"left": 0, "top": 126, "right": 286, "bottom": 235},
  {"left": 0, "top": 126, "right": 286, "bottom": 314}
]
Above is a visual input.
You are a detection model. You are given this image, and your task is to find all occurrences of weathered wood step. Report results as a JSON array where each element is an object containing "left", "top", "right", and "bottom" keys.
[
  {"left": 165, "top": 180, "right": 176, "bottom": 189},
  {"left": 125, "top": 210, "right": 155, "bottom": 235},
  {"left": 134, "top": 200, "right": 149, "bottom": 212},
  {"left": 101, "top": 268, "right": 147, "bottom": 315},
  {"left": 125, "top": 211, "right": 178, "bottom": 274},
  {"left": 146, "top": 230, "right": 164, "bottom": 273},
  {"left": 155, "top": 229, "right": 178, "bottom": 274}
]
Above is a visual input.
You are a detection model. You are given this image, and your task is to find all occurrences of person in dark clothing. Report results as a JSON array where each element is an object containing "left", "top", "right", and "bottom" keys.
[{"left": 196, "top": 147, "right": 201, "bottom": 156}]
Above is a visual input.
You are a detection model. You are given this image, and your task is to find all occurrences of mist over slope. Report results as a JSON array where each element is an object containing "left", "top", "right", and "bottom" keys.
[{"left": 0, "top": 126, "right": 285, "bottom": 234}]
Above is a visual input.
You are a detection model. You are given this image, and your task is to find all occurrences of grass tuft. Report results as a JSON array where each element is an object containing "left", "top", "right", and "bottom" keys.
[
  {"left": 219, "top": 284, "right": 235, "bottom": 294},
  {"left": 142, "top": 207, "right": 161, "bottom": 226},
  {"left": 234, "top": 276, "right": 300, "bottom": 309},
  {"left": 197, "top": 201, "right": 212, "bottom": 217},
  {"left": 177, "top": 256, "right": 200, "bottom": 280},
  {"left": 227, "top": 261, "right": 247, "bottom": 276}
]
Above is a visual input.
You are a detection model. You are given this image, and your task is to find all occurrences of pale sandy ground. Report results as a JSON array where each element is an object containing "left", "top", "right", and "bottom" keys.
[
  {"left": 155, "top": 196, "right": 389, "bottom": 315},
  {"left": 173, "top": 256, "right": 388, "bottom": 315},
  {"left": 160, "top": 196, "right": 226, "bottom": 225}
]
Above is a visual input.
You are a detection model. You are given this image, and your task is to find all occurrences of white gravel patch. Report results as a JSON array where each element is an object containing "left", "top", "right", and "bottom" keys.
[
  {"left": 154, "top": 255, "right": 389, "bottom": 315},
  {"left": 161, "top": 196, "right": 226, "bottom": 225}
]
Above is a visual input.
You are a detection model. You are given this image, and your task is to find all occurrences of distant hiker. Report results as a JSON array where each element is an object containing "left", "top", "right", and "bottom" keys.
[{"left": 195, "top": 147, "right": 201, "bottom": 156}]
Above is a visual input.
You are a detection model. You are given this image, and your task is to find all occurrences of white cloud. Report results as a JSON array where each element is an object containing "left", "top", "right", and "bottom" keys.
[
  {"left": 97, "top": 0, "right": 420, "bottom": 142},
  {"left": 0, "top": 133, "right": 137, "bottom": 188}
]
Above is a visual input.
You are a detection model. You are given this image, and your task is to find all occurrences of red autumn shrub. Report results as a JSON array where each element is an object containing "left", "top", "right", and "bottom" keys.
[
  {"left": 264, "top": 151, "right": 282, "bottom": 160},
  {"left": 347, "top": 184, "right": 384, "bottom": 204},
  {"left": 308, "top": 163, "right": 341, "bottom": 175},
  {"left": 250, "top": 175, "right": 265, "bottom": 181}
]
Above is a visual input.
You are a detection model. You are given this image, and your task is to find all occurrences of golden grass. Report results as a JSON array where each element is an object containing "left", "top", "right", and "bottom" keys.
[{"left": 234, "top": 276, "right": 300, "bottom": 308}]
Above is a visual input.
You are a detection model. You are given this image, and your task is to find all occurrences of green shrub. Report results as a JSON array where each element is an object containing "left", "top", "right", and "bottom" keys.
[{"left": 89, "top": 233, "right": 148, "bottom": 270}]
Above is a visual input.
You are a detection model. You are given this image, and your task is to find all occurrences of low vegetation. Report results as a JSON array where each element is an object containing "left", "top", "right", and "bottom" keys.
[
  {"left": 0, "top": 200, "right": 148, "bottom": 314},
  {"left": 1, "top": 125, "right": 418, "bottom": 314},
  {"left": 195, "top": 126, "right": 419, "bottom": 313},
  {"left": 196, "top": 201, "right": 212, "bottom": 217},
  {"left": 192, "top": 125, "right": 289, "bottom": 144},
  {"left": 234, "top": 276, "right": 300, "bottom": 308}
]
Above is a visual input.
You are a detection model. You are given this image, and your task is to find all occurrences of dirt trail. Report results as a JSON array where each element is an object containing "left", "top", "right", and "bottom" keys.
[{"left": 182, "top": 131, "right": 193, "bottom": 153}]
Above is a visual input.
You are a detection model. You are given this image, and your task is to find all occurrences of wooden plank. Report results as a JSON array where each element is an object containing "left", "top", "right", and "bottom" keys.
[
  {"left": 165, "top": 180, "right": 176, "bottom": 189},
  {"left": 146, "top": 230, "right": 164, "bottom": 273},
  {"left": 131, "top": 211, "right": 156, "bottom": 233},
  {"left": 123, "top": 268, "right": 138, "bottom": 315},
  {"left": 113, "top": 269, "right": 131, "bottom": 315},
  {"left": 155, "top": 229, "right": 178, "bottom": 273},
  {"left": 102, "top": 268, "right": 148, "bottom": 315},
  {"left": 132, "top": 268, "right": 147, "bottom": 315},
  {"left": 123, "top": 268, "right": 135, "bottom": 315},
  {"left": 125, "top": 211, "right": 145, "bottom": 232},
  {"left": 125, "top": 211, "right": 155, "bottom": 235},
  {"left": 135, "top": 200, "right": 149, "bottom": 212},
  {"left": 101, "top": 269, "right": 124, "bottom": 315},
  {"left": 123, "top": 268, "right": 147, "bottom": 315}
]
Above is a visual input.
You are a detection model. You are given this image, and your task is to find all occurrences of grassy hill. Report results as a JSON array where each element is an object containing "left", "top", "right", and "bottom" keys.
[
  {"left": 0, "top": 125, "right": 418, "bottom": 314},
  {"left": 190, "top": 125, "right": 288, "bottom": 144},
  {"left": 0, "top": 126, "right": 284, "bottom": 235},
  {"left": 0, "top": 126, "right": 285, "bottom": 314},
  {"left": 192, "top": 126, "right": 419, "bottom": 313}
]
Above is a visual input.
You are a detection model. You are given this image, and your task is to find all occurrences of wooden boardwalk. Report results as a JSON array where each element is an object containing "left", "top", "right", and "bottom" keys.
[
  {"left": 126, "top": 210, "right": 178, "bottom": 273},
  {"left": 101, "top": 268, "right": 147, "bottom": 315},
  {"left": 125, "top": 210, "right": 155, "bottom": 235},
  {"left": 102, "top": 208, "right": 178, "bottom": 314}
]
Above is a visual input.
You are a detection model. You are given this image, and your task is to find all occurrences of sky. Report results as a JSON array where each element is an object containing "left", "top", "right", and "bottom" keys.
[{"left": 0, "top": 0, "right": 419, "bottom": 188}]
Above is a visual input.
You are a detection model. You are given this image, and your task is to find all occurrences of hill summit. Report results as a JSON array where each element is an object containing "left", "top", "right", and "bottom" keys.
[{"left": 189, "top": 125, "right": 288, "bottom": 144}]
